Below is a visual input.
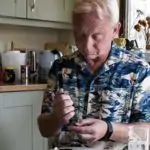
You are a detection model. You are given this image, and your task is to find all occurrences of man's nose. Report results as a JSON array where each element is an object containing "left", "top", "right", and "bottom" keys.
[{"left": 84, "top": 37, "right": 94, "bottom": 54}]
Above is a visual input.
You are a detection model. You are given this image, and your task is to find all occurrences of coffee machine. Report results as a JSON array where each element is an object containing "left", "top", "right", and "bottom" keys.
[{"left": 38, "top": 49, "right": 63, "bottom": 83}]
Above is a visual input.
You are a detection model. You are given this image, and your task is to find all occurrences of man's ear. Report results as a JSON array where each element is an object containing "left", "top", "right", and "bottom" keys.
[{"left": 113, "top": 22, "right": 121, "bottom": 38}]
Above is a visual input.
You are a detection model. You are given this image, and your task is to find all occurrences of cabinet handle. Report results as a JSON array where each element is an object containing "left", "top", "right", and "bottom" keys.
[{"left": 31, "top": 0, "right": 36, "bottom": 12}]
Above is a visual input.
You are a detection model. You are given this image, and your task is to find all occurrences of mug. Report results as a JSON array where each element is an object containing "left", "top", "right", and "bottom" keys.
[{"left": 114, "top": 38, "right": 126, "bottom": 47}]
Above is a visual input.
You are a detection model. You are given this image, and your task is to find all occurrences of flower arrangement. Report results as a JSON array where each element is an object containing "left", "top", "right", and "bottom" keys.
[{"left": 134, "top": 16, "right": 150, "bottom": 45}]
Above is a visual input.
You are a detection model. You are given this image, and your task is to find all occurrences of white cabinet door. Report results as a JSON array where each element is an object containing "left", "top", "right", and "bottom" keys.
[
  {"left": 15, "top": 0, "right": 26, "bottom": 18},
  {"left": 0, "top": 0, "right": 15, "bottom": 17},
  {"left": 0, "top": 0, "right": 26, "bottom": 18},
  {"left": 0, "top": 91, "right": 48, "bottom": 150},
  {"left": 27, "top": 0, "right": 75, "bottom": 23}
]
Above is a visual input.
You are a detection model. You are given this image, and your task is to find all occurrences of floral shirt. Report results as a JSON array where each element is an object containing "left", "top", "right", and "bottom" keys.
[{"left": 41, "top": 44, "right": 150, "bottom": 149}]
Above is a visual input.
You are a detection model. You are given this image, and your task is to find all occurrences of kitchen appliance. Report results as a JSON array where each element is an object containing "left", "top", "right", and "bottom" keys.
[
  {"left": 1, "top": 51, "right": 26, "bottom": 82},
  {"left": 38, "top": 49, "right": 63, "bottom": 83}
]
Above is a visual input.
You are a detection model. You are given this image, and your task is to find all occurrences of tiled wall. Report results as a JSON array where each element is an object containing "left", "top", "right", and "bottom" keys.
[{"left": 0, "top": 24, "right": 74, "bottom": 51}]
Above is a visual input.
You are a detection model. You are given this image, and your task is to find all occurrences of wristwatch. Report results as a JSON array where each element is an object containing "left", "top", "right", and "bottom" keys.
[{"left": 100, "top": 119, "right": 113, "bottom": 141}]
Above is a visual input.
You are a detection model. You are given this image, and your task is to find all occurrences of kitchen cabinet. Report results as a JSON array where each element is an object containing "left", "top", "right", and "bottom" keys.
[
  {"left": 27, "top": 0, "right": 75, "bottom": 23},
  {"left": 0, "top": 0, "right": 73, "bottom": 29},
  {"left": 0, "top": 91, "right": 48, "bottom": 150},
  {"left": 0, "top": 0, "right": 26, "bottom": 18}
]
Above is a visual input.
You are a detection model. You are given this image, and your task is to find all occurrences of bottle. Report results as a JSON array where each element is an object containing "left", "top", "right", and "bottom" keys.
[
  {"left": 27, "top": 50, "right": 37, "bottom": 83},
  {"left": 27, "top": 50, "right": 37, "bottom": 72}
]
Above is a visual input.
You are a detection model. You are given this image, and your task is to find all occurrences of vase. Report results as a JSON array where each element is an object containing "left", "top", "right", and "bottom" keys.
[{"left": 135, "top": 31, "right": 146, "bottom": 50}]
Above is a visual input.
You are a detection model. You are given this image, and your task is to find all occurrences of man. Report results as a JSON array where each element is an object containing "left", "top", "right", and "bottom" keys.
[{"left": 38, "top": 0, "right": 150, "bottom": 149}]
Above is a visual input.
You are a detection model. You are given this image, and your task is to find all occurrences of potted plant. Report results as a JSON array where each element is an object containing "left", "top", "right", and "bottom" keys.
[{"left": 134, "top": 16, "right": 150, "bottom": 50}]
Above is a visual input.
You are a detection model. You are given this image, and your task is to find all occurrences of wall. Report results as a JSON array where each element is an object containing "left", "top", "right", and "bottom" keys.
[
  {"left": 0, "top": 24, "right": 74, "bottom": 52},
  {"left": 58, "top": 29, "right": 74, "bottom": 44}
]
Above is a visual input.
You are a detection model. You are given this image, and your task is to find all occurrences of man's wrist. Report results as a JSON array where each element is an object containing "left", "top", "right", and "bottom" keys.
[
  {"left": 108, "top": 122, "right": 129, "bottom": 142},
  {"left": 100, "top": 119, "right": 113, "bottom": 141}
]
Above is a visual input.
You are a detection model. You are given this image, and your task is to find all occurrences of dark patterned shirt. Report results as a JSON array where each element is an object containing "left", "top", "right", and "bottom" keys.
[{"left": 41, "top": 44, "right": 150, "bottom": 149}]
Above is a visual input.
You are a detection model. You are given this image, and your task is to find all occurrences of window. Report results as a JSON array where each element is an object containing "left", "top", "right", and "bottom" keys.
[{"left": 126, "top": 0, "right": 150, "bottom": 39}]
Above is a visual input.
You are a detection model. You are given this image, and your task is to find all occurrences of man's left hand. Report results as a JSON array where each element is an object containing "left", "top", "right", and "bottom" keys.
[{"left": 68, "top": 118, "right": 108, "bottom": 144}]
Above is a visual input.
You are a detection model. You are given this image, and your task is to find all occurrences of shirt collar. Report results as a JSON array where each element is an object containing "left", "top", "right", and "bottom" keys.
[{"left": 74, "top": 43, "right": 122, "bottom": 76}]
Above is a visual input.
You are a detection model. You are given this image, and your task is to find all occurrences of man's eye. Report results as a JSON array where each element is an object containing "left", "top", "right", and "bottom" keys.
[{"left": 93, "top": 33, "right": 103, "bottom": 40}]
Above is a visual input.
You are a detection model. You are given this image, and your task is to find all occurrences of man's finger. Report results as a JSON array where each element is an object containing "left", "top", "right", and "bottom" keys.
[
  {"left": 55, "top": 94, "right": 71, "bottom": 101},
  {"left": 76, "top": 118, "right": 95, "bottom": 126},
  {"left": 54, "top": 99, "right": 73, "bottom": 108},
  {"left": 62, "top": 106, "right": 75, "bottom": 116},
  {"left": 62, "top": 111, "right": 75, "bottom": 124},
  {"left": 68, "top": 126, "right": 93, "bottom": 134}
]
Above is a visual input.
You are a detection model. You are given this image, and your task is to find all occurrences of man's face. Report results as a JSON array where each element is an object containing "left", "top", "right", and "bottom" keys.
[{"left": 73, "top": 11, "right": 120, "bottom": 69}]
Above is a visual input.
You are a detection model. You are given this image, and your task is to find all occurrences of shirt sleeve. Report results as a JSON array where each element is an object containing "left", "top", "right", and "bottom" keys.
[
  {"left": 41, "top": 61, "right": 58, "bottom": 114},
  {"left": 130, "top": 64, "right": 150, "bottom": 122}
]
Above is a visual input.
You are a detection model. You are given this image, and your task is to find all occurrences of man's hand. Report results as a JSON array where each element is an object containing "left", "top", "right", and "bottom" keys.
[
  {"left": 68, "top": 118, "right": 107, "bottom": 144},
  {"left": 53, "top": 91, "right": 75, "bottom": 125},
  {"left": 38, "top": 90, "right": 75, "bottom": 138}
]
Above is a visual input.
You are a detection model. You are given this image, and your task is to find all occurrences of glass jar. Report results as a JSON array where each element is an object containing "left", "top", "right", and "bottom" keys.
[{"left": 4, "top": 67, "right": 15, "bottom": 83}]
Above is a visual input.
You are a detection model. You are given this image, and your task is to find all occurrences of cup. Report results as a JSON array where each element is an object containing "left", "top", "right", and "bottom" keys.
[
  {"left": 128, "top": 126, "right": 150, "bottom": 150},
  {"left": 114, "top": 38, "right": 126, "bottom": 47}
]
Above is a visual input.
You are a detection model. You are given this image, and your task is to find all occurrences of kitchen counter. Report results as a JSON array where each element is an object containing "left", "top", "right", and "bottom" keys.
[{"left": 0, "top": 83, "right": 47, "bottom": 92}]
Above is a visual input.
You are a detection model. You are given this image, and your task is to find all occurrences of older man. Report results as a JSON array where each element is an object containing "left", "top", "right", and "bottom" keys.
[{"left": 38, "top": 0, "right": 150, "bottom": 149}]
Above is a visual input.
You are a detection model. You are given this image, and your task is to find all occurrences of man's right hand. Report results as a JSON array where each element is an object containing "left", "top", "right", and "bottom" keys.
[{"left": 53, "top": 90, "right": 75, "bottom": 125}]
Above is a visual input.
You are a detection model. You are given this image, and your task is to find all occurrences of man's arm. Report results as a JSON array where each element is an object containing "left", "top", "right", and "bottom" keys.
[
  {"left": 69, "top": 65, "right": 150, "bottom": 143},
  {"left": 37, "top": 66, "right": 60, "bottom": 138},
  {"left": 110, "top": 65, "right": 150, "bottom": 142},
  {"left": 102, "top": 67, "right": 150, "bottom": 144},
  {"left": 38, "top": 91, "right": 75, "bottom": 138},
  {"left": 111, "top": 122, "right": 150, "bottom": 143}
]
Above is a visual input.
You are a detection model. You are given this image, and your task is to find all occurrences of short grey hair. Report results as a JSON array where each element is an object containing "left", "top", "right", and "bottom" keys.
[{"left": 73, "top": 0, "right": 119, "bottom": 26}]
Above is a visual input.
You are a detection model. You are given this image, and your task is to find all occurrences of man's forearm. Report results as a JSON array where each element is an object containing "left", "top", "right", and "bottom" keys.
[
  {"left": 38, "top": 113, "right": 62, "bottom": 138},
  {"left": 110, "top": 122, "right": 150, "bottom": 143}
]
